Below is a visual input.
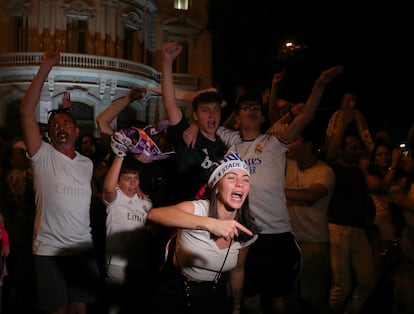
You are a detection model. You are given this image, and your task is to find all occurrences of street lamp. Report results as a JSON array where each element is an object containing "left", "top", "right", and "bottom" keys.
[
  {"left": 174, "top": 0, "right": 190, "bottom": 10},
  {"left": 278, "top": 40, "right": 306, "bottom": 62}
]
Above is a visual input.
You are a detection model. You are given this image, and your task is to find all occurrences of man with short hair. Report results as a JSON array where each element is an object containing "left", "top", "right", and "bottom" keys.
[
  {"left": 217, "top": 65, "right": 343, "bottom": 314},
  {"left": 161, "top": 42, "right": 228, "bottom": 203},
  {"left": 20, "top": 51, "right": 102, "bottom": 314},
  {"left": 285, "top": 122, "right": 335, "bottom": 313}
]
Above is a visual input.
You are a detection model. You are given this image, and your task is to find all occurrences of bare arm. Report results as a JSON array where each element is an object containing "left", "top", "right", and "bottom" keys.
[
  {"left": 268, "top": 72, "right": 285, "bottom": 124},
  {"left": 147, "top": 86, "right": 217, "bottom": 104},
  {"left": 365, "top": 148, "right": 402, "bottom": 193},
  {"left": 147, "top": 202, "right": 253, "bottom": 239},
  {"left": 96, "top": 87, "right": 146, "bottom": 136},
  {"left": 229, "top": 246, "right": 250, "bottom": 313},
  {"left": 102, "top": 155, "right": 123, "bottom": 203},
  {"left": 61, "top": 91, "right": 71, "bottom": 109},
  {"left": 161, "top": 42, "right": 184, "bottom": 126},
  {"left": 266, "top": 102, "right": 304, "bottom": 136},
  {"left": 183, "top": 122, "right": 199, "bottom": 149},
  {"left": 279, "top": 65, "right": 344, "bottom": 144},
  {"left": 20, "top": 51, "right": 60, "bottom": 157},
  {"left": 285, "top": 183, "right": 328, "bottom": 205},
  {"left": 324, "top": 104, "right": 354, "bottom": 163}
]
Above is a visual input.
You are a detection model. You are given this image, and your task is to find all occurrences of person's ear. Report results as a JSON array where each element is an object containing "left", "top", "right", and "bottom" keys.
[{"left": 192, "top": 111, "right": 198, "bottom": 121}]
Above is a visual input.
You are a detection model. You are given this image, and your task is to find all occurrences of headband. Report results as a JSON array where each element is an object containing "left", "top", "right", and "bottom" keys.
[{"left": 208, "top": 152, "right": 250, "bottom": 188}]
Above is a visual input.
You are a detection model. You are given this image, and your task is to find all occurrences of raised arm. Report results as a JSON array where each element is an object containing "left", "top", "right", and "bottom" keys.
[
  {"left": 20, "top": 51, "right": 60, "bottom": 157},
  {"left": 324, "top": 104, "right": 355, "bottom": 163},
  {"left": 102, "top": 155, "right": 123, "bottom": 203},
  {"left": 147, "top": 86, "right": 217, "bottom": 104},
  {"left": 268, "top": 71, "right": 285, "bottom": 124},
  {"left": 161, "top": 42, "right": 184, "bottom": 125},
  {"left": 278, "top": 65, "right": 344, "bottom": 144},
  {"left": 96, "top": 87, "right": 146, "bottom": 136}
]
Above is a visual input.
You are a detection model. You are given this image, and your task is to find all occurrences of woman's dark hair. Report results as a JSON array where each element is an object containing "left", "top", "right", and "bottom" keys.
[
  {"left": 368, "top": 143, "right": 393, "bottom": 177},
  {"left": 76, "top": 134, "right": 97, "bottom": 153},
  {"left": 203, "top": 186, "right": 260, "bottom": 242},
  {"left": 1, "top": 137, "right": 26, "bottom": 180}
]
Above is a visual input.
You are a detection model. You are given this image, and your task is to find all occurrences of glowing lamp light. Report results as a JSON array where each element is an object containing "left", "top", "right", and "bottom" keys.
[{"left": 174, "top": 0, "right": 189, "bottom": 10}]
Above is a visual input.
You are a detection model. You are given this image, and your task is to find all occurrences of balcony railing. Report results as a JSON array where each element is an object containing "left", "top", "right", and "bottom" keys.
[{"left": 0, "top": 52, "right": 198, "bottom": 88}]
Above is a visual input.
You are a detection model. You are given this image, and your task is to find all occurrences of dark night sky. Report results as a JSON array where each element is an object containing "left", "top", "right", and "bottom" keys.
[{"left": 207, "top": 0, "right": 412, "bottom": 141}]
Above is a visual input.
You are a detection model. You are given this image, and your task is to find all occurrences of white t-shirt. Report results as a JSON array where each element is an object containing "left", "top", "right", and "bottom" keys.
[
  {"left": 175, "top": 199, "right": 257, "bottom": 281},
  {"left": 217, "top": 127, "right": 291, "bottom": 234},
  {"left": 285, "top": 159, "right": 335, "bottom": 242},
  {"left": 105, "top": 187, "right": 153, "bottom": 267},
  {"left": 30, "top": 142, "right": 94, "bottom": 255}
]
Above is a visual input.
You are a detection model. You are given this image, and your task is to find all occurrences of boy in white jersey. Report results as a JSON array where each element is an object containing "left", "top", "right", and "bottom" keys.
[{"left": 103, "top": 154, "right": 155, "bottom": 314}]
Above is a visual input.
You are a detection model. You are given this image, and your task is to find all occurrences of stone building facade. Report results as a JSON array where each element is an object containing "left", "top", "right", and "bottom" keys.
[{"left": 0, "top": 0, "right": 212, "bottom": 137}]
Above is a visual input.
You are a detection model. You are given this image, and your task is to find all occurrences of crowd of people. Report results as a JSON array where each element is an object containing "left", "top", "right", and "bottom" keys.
[{"left": 0, "top": 42, "right": 413, "bottom": 314}]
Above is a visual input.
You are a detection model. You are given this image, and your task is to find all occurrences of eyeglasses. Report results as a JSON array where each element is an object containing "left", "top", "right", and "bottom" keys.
[{"left": 238, "top": 103, "right": 262, "bottom": 111}]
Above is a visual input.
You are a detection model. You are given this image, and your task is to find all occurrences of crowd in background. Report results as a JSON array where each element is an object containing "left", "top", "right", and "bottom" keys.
[{"left": 0, "top": 43, "right": 413, "bottom": 314}]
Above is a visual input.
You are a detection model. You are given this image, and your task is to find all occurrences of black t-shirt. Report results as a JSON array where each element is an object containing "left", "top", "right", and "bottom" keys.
[
  {"left": 328, "top": 162, "right": 374, "bottom": 228},
  {"left": 139, "top": 158, "right": 174, "bottom": 207},
  {"left": 166, "top": 116, "right": 228, "bottom": 203}
]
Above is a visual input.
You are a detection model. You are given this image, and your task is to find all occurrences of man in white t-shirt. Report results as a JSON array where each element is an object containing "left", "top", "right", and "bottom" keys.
[
  {"left": 285, "top": 122, "right": 335, "bottom": 313},
  {"left": 20, "top": 51, "right": 102, "bottom": 314},
  {"left": 217, "top": 65, "right": 343, "bottom": 313}
]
